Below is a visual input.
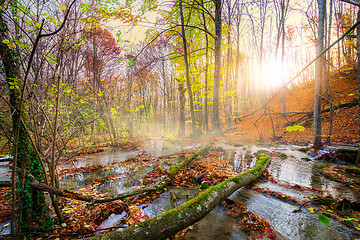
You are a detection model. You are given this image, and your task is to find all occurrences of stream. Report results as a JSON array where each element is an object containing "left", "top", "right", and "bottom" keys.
[
  {"left": 1, "top": 140, "right": 359, "bottom": 239},
  {"left": 185, "top": 144, "right": 359, "bottom": 240}
]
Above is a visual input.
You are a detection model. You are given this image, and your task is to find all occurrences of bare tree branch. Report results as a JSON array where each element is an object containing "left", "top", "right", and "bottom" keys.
[{"left": 340, "top": 0, "right": 360, "bottom": 7}]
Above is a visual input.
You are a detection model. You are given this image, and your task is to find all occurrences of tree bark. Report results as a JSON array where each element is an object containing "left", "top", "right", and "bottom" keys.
[
  {"left": 314, "top": 0, "right": 326, "bottom": 148},
  {"left": 213, "top": 0, "right": 222, "bottom": 135},
  {"left": 357, "top": 7, "right": 360, "bottom": 164},
  {"left": 88, "top": 154, "right": 270, "bottom": 240},
  {"left": 225, "top": 0, "right": 232, "bottom": 129},
  {"left": 178, "top": 80, "right": 186, "bottom": 137},
  {"left": 179, "top": 0, "right": 197, "bottom": 137},
  {"left": 340, "top": 0, "right": 360, "bottom": 7},
  {"left": 201, "top": 0, "right": 209, "bottom": 133},
  {"left": 281, "top": 0, "right": 287, "bottom": 113}
]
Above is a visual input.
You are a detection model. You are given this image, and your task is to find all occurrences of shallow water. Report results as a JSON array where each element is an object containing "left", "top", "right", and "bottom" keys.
[
  {"left": 74, "top": 150, "right": 138, "bottom": 167},
  {"left": 184, "top": 144, "right": 359, "bottom": 240},
  {"left": 142, "top": 138, "right": 183, "bottom": 157},
  {"left": 184, "top": 205, "right": 247, "bottom": 240},
  {"left": 0, "top": 166, "right": 10, "bottom": 181},
  {"left": 96, "top": 165, "right": 153, "bottom": 196},
  {"left": 1, "top": 142, "right": 359, "bottom": 239}
]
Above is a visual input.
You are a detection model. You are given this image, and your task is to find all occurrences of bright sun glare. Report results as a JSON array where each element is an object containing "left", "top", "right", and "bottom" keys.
[{"left": 261, "top": 59, "right": 289, "bottom": 90}]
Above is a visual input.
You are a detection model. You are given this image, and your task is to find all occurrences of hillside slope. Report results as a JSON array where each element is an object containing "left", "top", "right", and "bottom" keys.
[{"left": 223, "top": 65, "right": 359, "bottom": 145}]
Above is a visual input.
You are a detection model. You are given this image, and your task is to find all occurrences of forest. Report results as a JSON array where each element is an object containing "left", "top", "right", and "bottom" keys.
[{"left": 0, "top": 0, "right": 360, "bottom": 239}]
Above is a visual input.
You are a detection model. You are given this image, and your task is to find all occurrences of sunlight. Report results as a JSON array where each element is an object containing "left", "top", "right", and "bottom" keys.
[{"left": 261, "top": 59, "right": 289, "bottom": 90}]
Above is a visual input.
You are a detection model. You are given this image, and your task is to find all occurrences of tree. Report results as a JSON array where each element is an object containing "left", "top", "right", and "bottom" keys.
[
  {"left": 213, "top": 0, "right": 222, "bottom": 135},
  {"left": 179, "top": 0, "right": 197, "bottom": 137},
  {"left": 274, "top": 0, "right": 289, "bottom": 112},
  {"left": 356, "top": 4, "right": 360, "bottom": 164},
  {"left": 313, "top": 0, "right": 326, "bottom": 148},
  {"left": 0, "top": 0, "right": 78, "bottom": 234},
  {"left": 83, "top": 26, "right": 121, "bottom": 141},
  {"left": 0, "top": 9, "right": 52, "bottom": 235}
]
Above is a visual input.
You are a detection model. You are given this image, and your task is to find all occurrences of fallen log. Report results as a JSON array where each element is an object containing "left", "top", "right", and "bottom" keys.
[
  {"left": 0, "top": 181, "right": 11, "bottom": 187},
  {"left": 285, "top": 98, "right": 359, "bottom": 126},
  {"left": 87, "top": 153, "right": 271, "bottom": 240}
]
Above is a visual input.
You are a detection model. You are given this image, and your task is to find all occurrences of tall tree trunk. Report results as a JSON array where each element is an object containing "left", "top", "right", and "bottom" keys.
[
  {"left": 281, "top": 0, "right": 286, "bottom": 113},
  {"left": 162, "top": 60, "right": 167, "bottom": 135},
  {"left": 201, "top": 0, "right": 209, "bottom": 133},
  {"left": 327, "top": 0, "right": 334, "bottom": 145},
  {"left": 178, "top": 81, "right": 186, "bottom": 137},
  {"left": 225, "top": 0, "right": 232, "bottom": 129},
  {"left": 0, "top": 10, "right": 52, "bottom": 234},
  {"left": 213, "top": 0, "right": 222, "bottom": 135},
  {"left": 314, "top": 0, "right": 326, "bottom": 148},
  {"left": 179, "top": 0, "right": 197, "bottom": 137},
  {"left": 357, "top": 7, "right": 360, "bottom": 164},
  {"left": 234, "top": 0, "right": 241, "bottom": 112}
]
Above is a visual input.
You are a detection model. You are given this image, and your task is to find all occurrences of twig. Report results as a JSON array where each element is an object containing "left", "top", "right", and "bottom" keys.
[{"left": 292, "top": 197, "right": 327, "bottom": 213}]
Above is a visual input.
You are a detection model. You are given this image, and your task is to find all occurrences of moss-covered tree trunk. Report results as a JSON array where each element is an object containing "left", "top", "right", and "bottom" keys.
[
  {"left": 0, "top": 8, "right": 52, "bottom": 235},
  {"left": 88, "top": 154, "right": 270, "bottom": 240},
  {"left": 357, "top": 7, "right": 360, "bottom": 164}
]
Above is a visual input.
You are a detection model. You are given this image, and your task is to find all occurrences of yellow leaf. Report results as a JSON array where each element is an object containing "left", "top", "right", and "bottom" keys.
[
  {"left": 60, "top": 5, "right": 66, "bottom": 11},
  {"left": 2, "top": 39, "right": 9, "bottom": 44}
]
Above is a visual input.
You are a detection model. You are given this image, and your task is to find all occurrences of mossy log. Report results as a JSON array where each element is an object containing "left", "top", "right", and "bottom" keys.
[{"left": 88, "top": 154, "right": 271, "bottom": 240}]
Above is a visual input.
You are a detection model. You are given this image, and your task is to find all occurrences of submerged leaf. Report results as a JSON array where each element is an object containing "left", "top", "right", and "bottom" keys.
[{"left": 317, "top": 214, "right": 330, "bottom": 226}]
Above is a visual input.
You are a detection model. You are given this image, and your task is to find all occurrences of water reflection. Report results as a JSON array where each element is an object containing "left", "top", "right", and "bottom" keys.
[
  {"left": 142, "top": 139, "right": 183, "bottom": 157},
  {"left": 186, "top": 144, "right": 359, "bottom": 239},
  {"left": 96, "top": 166, "right": 153, "bottom": 197},
  {"left": 75, "top": 150, "right": 137, "bottom": 167},
  {"left": 231, "top": 189, "right": 354, "bottom": 240},
  {"left": 0, "top": 167, "right": 10, "bottom": 181},
  {"left": 184, "top": 206, "right": 247, "bottom": 240},
  {"left": 29, "top": 142, "right": 360, "bottom": 239},
  {"left": 0, "top": 221, "right": 10, "bottom": 236}
]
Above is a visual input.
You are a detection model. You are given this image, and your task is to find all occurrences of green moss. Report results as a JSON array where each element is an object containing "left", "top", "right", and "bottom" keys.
[
  {"left": 298, "top": 147, "right": 309, "bottom": 152},
  {"left": 233, "top": 178, "right": 240, "bottom": 184},
  {"left": 200, "top": 182, "right": 209, "bottom": 190},
  {"left": 345, "top": 167, "right": 360, "bottom": 176},
  {"left": 279, "top": 153, "right": 287, "bottom": 159}
]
